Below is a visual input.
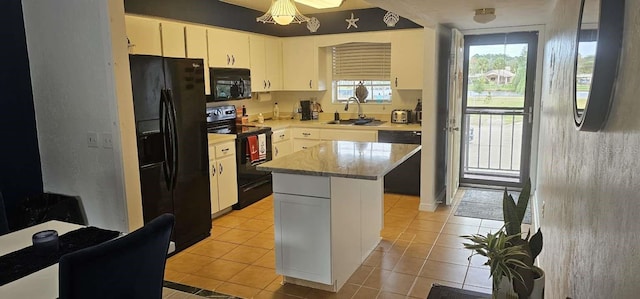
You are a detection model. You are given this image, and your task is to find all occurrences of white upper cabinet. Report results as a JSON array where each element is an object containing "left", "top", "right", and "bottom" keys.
[
  {"left": 160, "top": 21, "right": 186, "bottom": 58},
  {"left": 207, "top": 28, "right": 250, "bottom": 68},
  {"left": 391, "top": 29, "right": 427, "bottom": 90},
  {"left": 250, "top": 35, "right": 283, "bottom": 92},
  {"left": 185, "top": 25, "right": 211, "bottom": 95},
  {"left": 282, "top": 37, "right": 326, "bottom": 91},
  {"left": 125, "top": 15, "right": 162, "bottom": 56}
]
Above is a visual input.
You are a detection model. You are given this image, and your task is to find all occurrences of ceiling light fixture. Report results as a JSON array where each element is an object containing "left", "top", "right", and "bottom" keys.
[
  {"left": 257, "top": 0, "right": 310, "bottom": 25},
  {"left": 473, "top": 8, "right": 496, "bottom": 24},
  {"left": 294, "top": 0, "right": 345, "bottom": 9}
]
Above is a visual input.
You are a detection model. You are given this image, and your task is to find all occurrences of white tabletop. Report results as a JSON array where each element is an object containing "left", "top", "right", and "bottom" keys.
[{"left": 0, "top": 220, "right": 84, "bottom": 299}]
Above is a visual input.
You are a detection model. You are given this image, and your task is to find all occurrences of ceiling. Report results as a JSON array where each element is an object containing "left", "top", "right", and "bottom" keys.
[
  {"left": 220, "top": 0, "right": 374, "bottom": 14},
  {"left": 222, "top": 0, "right": 558, "bottom": 30}
]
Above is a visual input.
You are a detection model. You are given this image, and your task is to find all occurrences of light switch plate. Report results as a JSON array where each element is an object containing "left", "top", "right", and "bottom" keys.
[
  {"left": 87, "top": 132, "right": 98, "bottom": 148},
  {"left": 102, "top": 133, "right": 113, "bottom": 149}
]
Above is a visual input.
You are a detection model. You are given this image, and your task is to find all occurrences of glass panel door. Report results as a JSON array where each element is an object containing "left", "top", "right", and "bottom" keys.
[{"left": 460, "top": 32, "right": 538, "bottom": 187}]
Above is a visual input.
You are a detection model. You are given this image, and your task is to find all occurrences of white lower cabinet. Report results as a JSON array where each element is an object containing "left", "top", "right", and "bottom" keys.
[
  {"left": 273, "top": 173, "right": 383, "bottom": 291},
  {"left": 208, "top": 141, "right": 238, "bottom": 214},
  {"left": 272, "top": 129, "right": 293, "bottom": 159}
]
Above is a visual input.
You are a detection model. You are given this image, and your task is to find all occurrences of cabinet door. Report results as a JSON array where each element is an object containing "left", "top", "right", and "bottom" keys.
[
  {"left": 185, "top": 25, "right": 210, "bottom": 95},
  {"left": 160, "top": 22, "right": 186, "bottom": 58},
  {"left": 249, "top": 35, "right": 268, "bottom": 92},
  {"left": 274, "top": 193, "right": 331, "bottom": 284},
  {"left": 265, "top": 37, "right": 283, "bottom": 90},
  {"left": 282, "top": 37, "right": 325, "bottom": 90},
  {"left": 391, "top": 29, "right": 426, "bottom": 90},
  {"left": 273, "top": 140, "right": 293, "bottom": 159},
  {"left": 125, "top": 15, "right": 162, "bottom": 56},
  {"left": 217, "top": 155, "right": 238, "bottom": 210},
  {"left": 209, "top": 159, "right": 220, "bottom": 214},
  {"left": 208, "top": 28, "right": 250, "bottom": 68}
]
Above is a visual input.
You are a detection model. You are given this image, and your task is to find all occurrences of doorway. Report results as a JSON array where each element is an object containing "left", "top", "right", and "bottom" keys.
[{"left": 460, "top": 32, "right": 538, "bottom": 187}]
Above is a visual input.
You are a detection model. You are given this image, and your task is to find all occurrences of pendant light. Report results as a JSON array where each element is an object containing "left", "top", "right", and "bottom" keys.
[{"left": 257, "top": 0, "right": 310, "bottom": 25}]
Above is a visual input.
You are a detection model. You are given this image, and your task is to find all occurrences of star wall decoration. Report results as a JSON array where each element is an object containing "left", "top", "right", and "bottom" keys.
[{"left": 346, "top": 13, "right": 359, "bottom": 29}]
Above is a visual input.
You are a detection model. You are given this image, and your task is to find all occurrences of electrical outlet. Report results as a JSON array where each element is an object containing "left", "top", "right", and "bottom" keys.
[
  {"left": 102, "top": 133, "right": 113, "bottom": 149},
  {"left": 87, "top": 132, "right": 98, "bottom": 148}
]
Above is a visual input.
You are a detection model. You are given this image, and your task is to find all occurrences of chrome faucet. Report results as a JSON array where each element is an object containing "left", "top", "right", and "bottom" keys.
[{"left": 344, "top": 97, "right": 365, "bottom": 119}]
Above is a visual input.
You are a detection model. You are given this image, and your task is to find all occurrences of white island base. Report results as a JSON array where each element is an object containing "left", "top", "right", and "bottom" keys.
[{"left": 273, "top": 173, "right": 383, "bottom": 292}]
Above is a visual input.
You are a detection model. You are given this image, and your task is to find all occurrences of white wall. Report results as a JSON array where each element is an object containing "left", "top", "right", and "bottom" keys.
[
  {"left": 537, "top": 0, "right": 640, "bottom": 297},
  {"left": 21, "top": 0, "right": 142, "bottom": 232}
]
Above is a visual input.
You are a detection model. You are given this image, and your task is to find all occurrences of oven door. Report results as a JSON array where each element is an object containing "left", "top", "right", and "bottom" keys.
[
  {"left": 234, "top": 132, "right": 273, "bottom": 209},
  {"left": 236, "top": 132, "right": 272, "bottom": 185}
]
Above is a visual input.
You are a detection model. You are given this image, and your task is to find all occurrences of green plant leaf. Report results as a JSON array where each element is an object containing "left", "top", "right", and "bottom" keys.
[
  {"left": 503, "top": 189, "right": 521, "bottom": 236},
  {"left": 515, "top": 178, "right": 532, "bottom": 224},
  {"left": 529, "top": 228, "right": 543, "bottom": 261}
]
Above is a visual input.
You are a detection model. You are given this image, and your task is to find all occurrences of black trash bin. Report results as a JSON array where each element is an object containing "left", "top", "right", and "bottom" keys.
[{"left": 16, "top": 193, "right": 87, "bottom": 229}]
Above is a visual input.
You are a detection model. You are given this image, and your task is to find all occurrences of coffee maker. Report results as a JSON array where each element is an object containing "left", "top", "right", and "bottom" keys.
[{"left": 300, "top": 100, "right": 312, "bottom": 121}]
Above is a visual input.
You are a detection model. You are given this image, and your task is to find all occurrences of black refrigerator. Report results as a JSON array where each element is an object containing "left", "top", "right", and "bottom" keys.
[{"left": 129, "top": 55, "right": 211, "bottom": 252}]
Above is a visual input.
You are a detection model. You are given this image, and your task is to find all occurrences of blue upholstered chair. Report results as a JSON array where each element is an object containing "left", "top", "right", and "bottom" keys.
[
  {"left": 0, "top": 190, "right": 9, "bottom": 235},
  {"left": 58, "top": 213, "right": 175, "bottom": 299}
]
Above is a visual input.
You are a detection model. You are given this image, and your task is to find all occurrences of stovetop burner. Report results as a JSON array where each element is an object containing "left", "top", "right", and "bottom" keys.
[{"left": 206, "top": 105, "right": 271, "bottom": 137}]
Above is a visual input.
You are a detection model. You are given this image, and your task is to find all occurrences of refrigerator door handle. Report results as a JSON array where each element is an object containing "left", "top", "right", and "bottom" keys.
[
  {"left": 167, "top": 90, "right": 179, "bottom": 190},
  {"left": 159, "top": 90, "right": 172, "bottom": 190}
]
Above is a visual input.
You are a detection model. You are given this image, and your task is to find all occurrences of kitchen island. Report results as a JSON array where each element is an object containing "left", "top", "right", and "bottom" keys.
[{"left": 257, "top": 141, "right": 420, "bottom": 292}]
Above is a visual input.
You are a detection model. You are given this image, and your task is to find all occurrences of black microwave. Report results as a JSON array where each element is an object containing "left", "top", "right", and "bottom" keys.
[{"left": 209, "top": 68, "right": 252, "bottom": 102}]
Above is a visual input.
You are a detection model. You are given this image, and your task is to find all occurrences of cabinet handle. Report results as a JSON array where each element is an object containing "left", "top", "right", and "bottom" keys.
[
  {"left": 279, "top": 134, "right": 285, "bottom": 138},
  {"left": 302, "top": 146, "right": 308, "bottom": 149},
  {"left": 221, "top": 148, "right": 229, "bottom": 153},
  {"left": 395, "top": 77, "right": 398, "bottom": 87},
  {"left": 309, "top": 80, "right": 312, "bottom": 89},
  {"left": 275, "top": 146, "right": 279, "bottom": 156},
  {"left": 268, "top": 80, "right": 271, "bottom": 88},
  {"left": 231, "top": 55, "right": 235, "bottom": 65},
  {"left": 211, "top": 165, "right": 216, "bottom": 177},
  {"left": 219, "top": 163, "right": 223, "bottom": 174},
  {"left": 414, "top": 132, "right": 422, "bottom": 136},
  {"left": 264, "top": 80, "right": 267, "bottom": 89},
  {"left": 302, "top": 132, "right": 311, "bottom": 136},
  {"left": 226, "top": 54, "right": 230, "bottom": 65}
]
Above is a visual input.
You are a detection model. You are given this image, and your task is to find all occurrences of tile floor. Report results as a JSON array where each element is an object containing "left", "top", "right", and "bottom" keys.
[{"left": 164, "top": 188, "right": 527, "bottom": 298}]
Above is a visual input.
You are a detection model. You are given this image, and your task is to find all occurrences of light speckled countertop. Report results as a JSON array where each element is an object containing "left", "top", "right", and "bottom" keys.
[
  {"left": 207, "top": 133, "right": 236, "bottom": 145},
  {"left": 257, "top": 141, "right": 421, "bottom": 180},
  {"left": 249, "top": 118, "right": 422, "bottom": 131}
]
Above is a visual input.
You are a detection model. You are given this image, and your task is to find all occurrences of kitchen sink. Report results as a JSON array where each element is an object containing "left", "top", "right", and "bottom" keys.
[{"left": 325, "top": 119, "right": 387, "bottom": 126}]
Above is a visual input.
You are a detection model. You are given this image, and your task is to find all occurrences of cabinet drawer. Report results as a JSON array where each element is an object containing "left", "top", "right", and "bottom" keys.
[
  {"left": 272, "top": 129, "right": 290, "bottom": 142},
  {"left": 215, "top": 141, "right": 235, "bottom": 159},
  {"left": 292, "top": 128, "right": 320, "bottom": 139},
  {"left": 293, "top": 140, "right": 322, "bottom": 152},
  {"left": 320, "top": 129, "right": 377, "bottom": 142}
]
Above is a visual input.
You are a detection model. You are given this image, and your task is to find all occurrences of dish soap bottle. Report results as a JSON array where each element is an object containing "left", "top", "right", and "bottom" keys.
[{"left": 273, "top": 102, "right": 280, "bottom": 120}]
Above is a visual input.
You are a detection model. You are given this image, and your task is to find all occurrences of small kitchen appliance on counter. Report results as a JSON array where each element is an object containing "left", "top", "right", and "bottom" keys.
[
  {"left": 391, "top": 109, "right": 412, "bottom": 124},
  {"left": 300, "top": 100, "right": 312, "bottom": 121}
]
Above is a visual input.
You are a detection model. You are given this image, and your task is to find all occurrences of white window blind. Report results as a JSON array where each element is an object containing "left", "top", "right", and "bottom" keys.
[{"left": 332, "top": 43, "right": 391, "bottom": 81}]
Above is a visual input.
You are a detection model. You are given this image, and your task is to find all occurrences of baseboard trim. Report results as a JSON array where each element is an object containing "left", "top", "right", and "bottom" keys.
[{"left": 419, "top": 202, "right": 438, "bottom": 212}]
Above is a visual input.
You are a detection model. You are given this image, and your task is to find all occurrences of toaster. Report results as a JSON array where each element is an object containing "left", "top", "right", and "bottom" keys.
[{"left": 391, "top": 109, "right": 412, "bottom": 124}]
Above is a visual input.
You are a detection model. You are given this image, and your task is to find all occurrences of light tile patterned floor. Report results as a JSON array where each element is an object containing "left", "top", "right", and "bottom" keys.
[{"left": 165, "top": 189, "right": 518, "bottom": 298}]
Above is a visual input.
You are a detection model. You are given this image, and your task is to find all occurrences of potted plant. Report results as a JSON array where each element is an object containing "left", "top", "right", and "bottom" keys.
[
  {"left": 462, "top": 178, "right": 544, "bottom": 299},
  {"left": 462, "top": 229, "right": 531, "bottom": 299},
  {"left": 502, "top": 178, "right": 544, "bottom": 299}
]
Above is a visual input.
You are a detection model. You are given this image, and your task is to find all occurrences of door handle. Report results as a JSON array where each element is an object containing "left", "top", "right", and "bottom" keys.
[
  {"left": 211, "top": 164, "right": 216, "bottom": 177},
  {"left": 309, "top": 80, "right": 312, "bottom": 89},
  {"left": 395, "top": 77, "right": 398, "bottom": 87},
  {"left": 219, "top": 163, "right": 223, "bottom": 175},
  {"left": 231, "top": 55, "right": 235, "bottom": 65},
  {"left": 268, "top": 80, "right": 271, "bottom": 89},
  {"left": 226, "top": 54, "right": 230, "bottom": 65},
  {"left": 264, "top": 80, "right": 267, "bottom": 89}
]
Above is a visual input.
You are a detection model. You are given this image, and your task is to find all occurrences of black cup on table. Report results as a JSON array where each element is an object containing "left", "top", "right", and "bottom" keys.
[{"left": 32, "top": 230, "right": 59, "bottom": 252}]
